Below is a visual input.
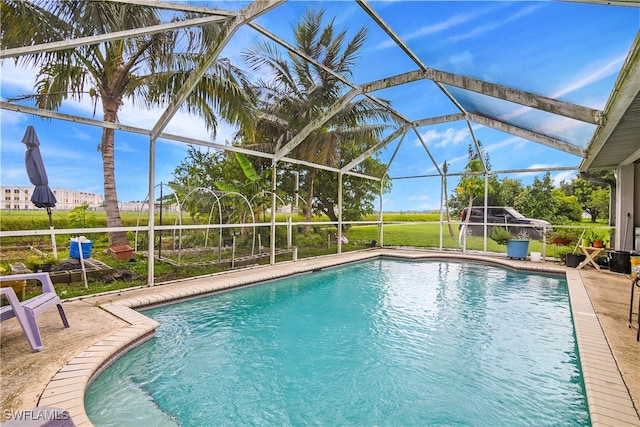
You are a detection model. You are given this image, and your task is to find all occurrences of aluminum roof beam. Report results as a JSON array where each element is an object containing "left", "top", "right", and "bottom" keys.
[
  {"left": 361, "top": 69, "right": 603, "bottom": 126},
  {"left": 247, "top": 21, "right": 414, "bottom": 127},
  {"left": 0, "top": 101, "right": 380, "bottom": 181},
  {"left": 0, "top": 15, "right": 230, "bottom": 59},
  {"left": 355, "top": 0, "right": 468, "bottom": 116},
  {"left": 467, "top": 113, "right": 586, "bottom": 157},
  {"left": 412, "top": 114, "right": 467, "bottom": 128},
  {"left": 273, "top": 88, "right": 362, "bottom": 163},
  {"left": 390, "top": 165, "right": 579, "bottom": 180},
  {"left": 150, "top": 0, "right": 285, "bottom": 141},
  {"left": 356, "top": 0, "right": 427, "bottom": 71},
  {"left": 561, "top": 0, "right": 640, "bottom": 7},
  {"left": 108, "top": 0, "right": 236, "bottom": 16},
  {"left": 341, "top": 125, "right": 409, "bottom": 173}
]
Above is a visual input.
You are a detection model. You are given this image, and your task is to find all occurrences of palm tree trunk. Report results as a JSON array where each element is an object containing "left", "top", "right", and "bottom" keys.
[
  {"left": 303, "top": 169, "right": 316, "bottom": 236},
  {"left": 443, "top": 178, "right": 455, "bottom": 237},
  {"left": 102, "top": 100, "right": 130, "bottom": 247}
]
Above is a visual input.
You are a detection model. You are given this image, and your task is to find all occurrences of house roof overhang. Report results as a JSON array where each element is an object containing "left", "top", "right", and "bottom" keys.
[{"left": 580, "top": 31, "right": 640, "bottom": 170}]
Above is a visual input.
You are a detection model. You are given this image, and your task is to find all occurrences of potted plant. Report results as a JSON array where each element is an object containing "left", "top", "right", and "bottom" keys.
[
  {"left": 490, "top": 226, "right": 529, "bottom": 260},
  {"left": 547, "top": 228, "right": 578, "bottom": 246},
  {"left": 585, "top": 229, "right": 604, "bottom": 248},
  {"left": 564, "top": 240, "right": 587, "bottom": 267},
  {"left": 592, "top": 228, "right": 614, "bottom": 248}
]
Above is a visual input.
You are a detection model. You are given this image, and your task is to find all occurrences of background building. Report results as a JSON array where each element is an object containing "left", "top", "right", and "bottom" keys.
[{"left": 1, "top": 186, "right": 103, "bottom": 210}]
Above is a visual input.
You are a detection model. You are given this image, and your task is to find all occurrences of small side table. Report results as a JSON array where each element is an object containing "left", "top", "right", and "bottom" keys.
[
  {"left": 630, "top": 277, "right": 639, "bottom": 341},
  {"left": 576, "top": 245, "right": 606, "bottom": 271}
]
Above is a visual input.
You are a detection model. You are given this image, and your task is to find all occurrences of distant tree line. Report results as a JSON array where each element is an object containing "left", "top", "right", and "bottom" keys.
[
  {"left": 172, "top": 142, "right": 612, "bottom": 227},
  {"left": 448, "top": 161, "right": 612, "bottom": 224}
]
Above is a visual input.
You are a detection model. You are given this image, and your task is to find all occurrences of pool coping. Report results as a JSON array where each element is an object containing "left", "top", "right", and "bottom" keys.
[{"left": 35, "top": 249, "right": 640, "bottom": 426}]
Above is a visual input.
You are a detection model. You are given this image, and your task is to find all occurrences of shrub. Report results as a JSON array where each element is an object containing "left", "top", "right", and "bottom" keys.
[
  {"left": 547, "top": 228, "right": 579, "bottom": 245},
  {"left": 489, "top": 226, "right": 511, "bottom": 245}
]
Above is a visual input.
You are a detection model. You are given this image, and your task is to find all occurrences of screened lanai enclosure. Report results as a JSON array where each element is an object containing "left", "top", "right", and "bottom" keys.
[{"left": 1, "top": 0, "right": 639, "bottom": 284}]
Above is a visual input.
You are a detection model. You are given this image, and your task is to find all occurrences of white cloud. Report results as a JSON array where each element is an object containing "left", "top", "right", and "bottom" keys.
[
  {"left": 551, "top": 170, "right": 578, "bottom": 186},
  {"left": 418, "top": 126, "right": 469, "bottom": 148},
  {"left": 0, "top": 62, "right": 38, "bottom": 93},
  {"left": 551, "top": 54, "right": 626, "bottom": 101},
  {"left": 70, "top": 128, "right": 95, "bottom": 141},
  {"left": 449, "top": 4, "right": 542, "bottom": 42},
  {"left": 446, "top": 51, "right": 474, "bottom": 69},
  {"left": 375, "top": 6, "right": 501, "bottom": 50},
  {"left": 0, "top": 108, "right": 28, "bottom": 128},
  {"left": 1, "top": 164, "right": 28, "bottom": 182},
  {"left": 400, "top": 11, "right": 478, "bottom": 42},
  {"left": 484, "top": 136, "right": 526, "bottom": 154}
]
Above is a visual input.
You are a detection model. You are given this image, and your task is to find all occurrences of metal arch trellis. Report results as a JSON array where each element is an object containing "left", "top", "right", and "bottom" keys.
[
  {"left": 176, "top": 187, "right": 222, "bottom": 264},
  {"left": 136, "top": 186, "right": 262, "bottom": 267},
  {"left": 249, "top": 191, "right": 288, "bottom": 219},
  {"left": 249, "top": 190, "right": 290, "bottom": 251},
  {"left": 180, "top": 187, "right": 221, "bottom": 245},
  {"left": 134, "top": 182, "right": 182, "bottom": 258},
  {"left": 138, "top": 185, "right": 309, "bottom": 267},
  {"left": 172, "top": 188, "right": 261, "bottom": 266},
  {"left": 217, "top": 190, "right": 257, "bottom": 257}
]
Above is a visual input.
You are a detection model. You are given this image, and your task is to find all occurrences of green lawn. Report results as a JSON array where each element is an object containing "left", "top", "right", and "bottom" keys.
[
  {"left": 346, "top": 222, "right": 547, "bottom": 254},
  {"left": 0, "top": 211, "right": 586, "bottom": 300}
]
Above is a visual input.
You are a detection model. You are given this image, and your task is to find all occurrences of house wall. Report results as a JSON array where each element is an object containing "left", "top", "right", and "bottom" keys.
[
  {"left": 635, "top": 162, "right": 640, "bottom": 252},
  {"left": 614, "top": 164, "right": 637, "bottom": 252}
]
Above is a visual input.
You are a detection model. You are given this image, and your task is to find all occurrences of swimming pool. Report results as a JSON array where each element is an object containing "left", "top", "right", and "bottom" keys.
[{"left": 85, "top": 259, "right": 590, "bottom": 426}]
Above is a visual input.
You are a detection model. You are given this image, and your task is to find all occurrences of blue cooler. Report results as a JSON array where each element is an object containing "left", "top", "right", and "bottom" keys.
[{"left": 70, "top": 239, "right": 93, "bottom": 259}]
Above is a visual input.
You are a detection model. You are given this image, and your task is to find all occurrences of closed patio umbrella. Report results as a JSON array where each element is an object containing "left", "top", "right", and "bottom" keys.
[{"left": 23, "top": 125, "right": 58, "bottom": 259}]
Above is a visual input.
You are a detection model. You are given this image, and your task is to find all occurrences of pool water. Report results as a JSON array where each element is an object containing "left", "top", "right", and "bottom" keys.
[{"left": 85, "top": 259, "right": 590, "bottom": 426}]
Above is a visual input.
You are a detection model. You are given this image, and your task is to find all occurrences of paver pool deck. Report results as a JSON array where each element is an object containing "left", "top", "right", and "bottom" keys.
[{"left": 1, "top": 248, "right": 639, "bottom": 426}]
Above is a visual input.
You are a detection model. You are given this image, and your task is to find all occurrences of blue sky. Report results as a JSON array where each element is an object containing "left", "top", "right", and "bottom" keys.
[{"left": 1, "top": 1, "right": 638, "bottom": 211}]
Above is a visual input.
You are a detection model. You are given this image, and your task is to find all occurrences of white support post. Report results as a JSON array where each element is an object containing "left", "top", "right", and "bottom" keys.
[
  {"left": 270, "top": 163, "right": 277, "bottom": 265},
  {"left": 615, "top": 164, "right": 635, "bottom": 251},
  {"left": 231, "top": 235, "right": 236, "bottom": 269},
  {"left": 379, "top": 180, "right": 384, "bottom": 247},
  {"left": 147, "top": 137, "right": 155, "bottom": 286},
  {"left": 338, "top": 173, "right": 343, "bottom": 254},
  {"left": 439, "top": 175, "right": 444, "bottom": 250},
  {"left": 483, "top": 174, "right": 489, "bottom": 253}
]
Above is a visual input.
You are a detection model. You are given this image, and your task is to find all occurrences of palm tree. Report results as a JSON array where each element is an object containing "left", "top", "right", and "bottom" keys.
[
  {"left": 2, "top": 1, "right": 255, "bottom": 247},
  {"left": 241, "top": 7, "right": 395, "bottom": 233},
  {"left": 442, "top": 161, "right": 456, "bottom": 237}
]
